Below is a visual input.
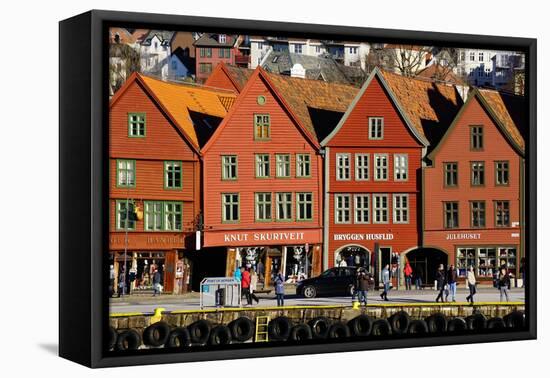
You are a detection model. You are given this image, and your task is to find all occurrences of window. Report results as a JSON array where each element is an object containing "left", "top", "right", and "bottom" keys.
[
  {"left": 116, "top": 159, "right": 135, "bottom": 188},
  {"left": 255, "top": 193, "right": 272, "bottom": 221},
  {"left": 336, "top": 153, "right": 351, "bottom": 180},
  {"left": 470, "top": 126, "right": 484, "bottom": 150},
  {"left": 254, "top": 114, "right": 270, "bottom": 140},
  {"left": 296, "top": 154, "right": 311, "bottom": 178},
  {"left": 368, "top": 117, "right": 384, "bottom": 139},
  {"left": 276, "top": 192, "right": 292, "bottom": 221},
  {"left": 374, "top": 154, "right": 388, "bottom": 181},
  {"left": 293, "top": 44, "right": 303, "bottom": 54},
  {"left": 164, "top": 161, "right": 182, "bottom": 189},
  {"left": 444, "top": 162, "right": 458, "bottom": 187},
  {"left": 393, "top": 194, "right": 409, "bottom": 224},
  {"left": 394, "top": 154, "right": 408, "bottom": 181},
  {"left": 471, "top": 161, "right": 485, "bottom": 186},
  {"left": 495, "top": 161, "right": 510, "bottom": 185},
  {"left": 128, "top": 113, "right": 146, "bottom": 137},
  {"left": 355, "top": 154, "right": 369, "bottom": 181},
  {"left": 479, "top": 52, "right": 484, "bottom": 61},
  {"left": 495, "top": 201, "right": 510, "bottom": 227},
  {"left": 315, "top": 46, "right": 321, "bottom": 53},
  {"left": 373, "top": 194, "right": 389, "bottom": 223},
  {"left": 199, "top": 63, "right": 212, "bottom": 73},
  {"left": 222, "top": 155, "right": 238, "bottom": 180},
  {"left": 349, "top": 47, "right": 358, "bottom": 54},
  {"left": 116, "top": 200, "right": 136, "bottom": 230},
  {"left": 164, "top": 202, "right": 183, "bottom": 231},
  {"left": 199, "top": 47, "right": 212, "bottom": 57},
  {"left": 218, "top": 48, "right": 230, "bottom": 58},
  {"left": 218, "top": 34, "right": 226, "bottom": 43},
  {"left": 470, "top": 201, "right": 486, "bottom": 228},
  {"left": 276, "top": 154, "right": 291, "bottom": 178},
  {"left": 456, "top": 246, "right": 517, "bottom": 278},
  {"left": 444, "top": 202, "right": 459, "bottom": 229},
  {"left": 144, "top": 201, "right": 162, "bottom": 231},
  {"left": 255, "top": 154, "right": 270, "bottom": 178},
  {"left": 470, "top": 52, "right": 475, "bottom": 61},
  {"left": 335, "top": 194, "right": 351, "bottom": 224},
  {"left": 354, "top": 194, "right": 370, "bottom": 224},
  {"left": 222, "top": 193, "right": 239, "bottom": 222},
  {"left": 296, "top": 192, "right": 313, "bottom": 221}
]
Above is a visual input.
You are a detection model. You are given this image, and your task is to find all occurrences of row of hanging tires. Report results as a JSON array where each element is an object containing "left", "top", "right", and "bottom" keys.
[{"left": 109, "top": 310, "right": 525, "bottom": 351}]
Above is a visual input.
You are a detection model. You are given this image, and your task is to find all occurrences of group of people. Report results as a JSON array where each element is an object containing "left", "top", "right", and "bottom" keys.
[
  {"left": 234, "top": 266, "right": 286, "bottom": 307},
  {"left": 110, "top": 265, "right": 162, "bottom": 298}
]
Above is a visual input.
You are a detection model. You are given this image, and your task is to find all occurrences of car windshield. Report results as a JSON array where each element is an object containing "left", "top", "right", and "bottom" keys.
[{"left": 320, "top": 269, "right": 337, "bottom": 278}]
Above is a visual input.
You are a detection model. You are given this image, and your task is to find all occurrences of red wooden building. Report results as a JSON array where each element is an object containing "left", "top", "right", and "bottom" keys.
[
  {"left": 204, "top": 62, "right": 253, "bottom": 93},
  {"left": 193, "top": 34, "right": 249, "bottom": 83},
  {"left": 321, "top": 68, "right": 463, "bottom": 287},
  {"left": 109, "top": 72, "right": 236, "bottom": 293},
  {"left": 423, "top": 89, "right": 525, "bottom": 285},
  {"left": 201, "top": 67, "right": 357, "bottom": 285}
]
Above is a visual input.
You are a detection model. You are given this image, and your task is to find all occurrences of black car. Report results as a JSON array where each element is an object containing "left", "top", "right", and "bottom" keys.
[{"left": 296, "top": 267, "right": 358, "bottom": 298}]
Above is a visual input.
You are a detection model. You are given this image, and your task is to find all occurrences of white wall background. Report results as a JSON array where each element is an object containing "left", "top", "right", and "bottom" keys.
[{"left": 0, "top": 0, "right": 546, "bottom": 375}]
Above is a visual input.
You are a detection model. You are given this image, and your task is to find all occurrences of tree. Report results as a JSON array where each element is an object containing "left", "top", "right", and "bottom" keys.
[
  {"left": 109, "top": 44, "right": 140, "bottom": 95},
  {"left": 430, "top": 47, "right": 460, "bottom": 81},
  {"left": 387, "top": 45, "right": 433, "bottom": 77}
]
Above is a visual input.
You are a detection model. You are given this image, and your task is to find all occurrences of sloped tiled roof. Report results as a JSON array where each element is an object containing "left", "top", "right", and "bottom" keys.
[
  {"left": 417, "top": 64, "right": 466, "bottom": 86},
  {"left": 380, "top": 70, "right": 463, "bottom": 147},
  {"left": 223, "top": 64, "right": 254, "bottom": 91},
  {"left": 477, "top": 89, "right": 525, "bottom": 152},
  {"left": 112, "top": 73, "right": 237, "bottom": 149},
  {"left": 193, "top": 33, "right": 238, "bottom": 47},
  {"left": 141, "top": 30, "right": 174, "bottom": 46},
  {"left": 264, "top": 71, "right": 359, "bottom": 140}
]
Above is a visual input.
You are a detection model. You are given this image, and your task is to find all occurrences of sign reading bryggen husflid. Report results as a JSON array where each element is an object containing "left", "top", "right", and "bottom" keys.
[{"left": 110, "top": 64, "right": 525, "bottom": 291}]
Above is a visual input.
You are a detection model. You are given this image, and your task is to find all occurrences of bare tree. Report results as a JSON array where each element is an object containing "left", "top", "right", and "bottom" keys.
[
  {"left": 430, "top": 47, "right": 460, "bottom": 81},
  {"left": 109, "top": 44, "right": 140, "bottom": 95},
  {"left": 386, "top": 45, "right": 433, "bottom": 77}
]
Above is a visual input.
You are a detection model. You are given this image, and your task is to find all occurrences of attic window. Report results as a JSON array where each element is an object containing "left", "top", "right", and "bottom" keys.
[{"left": 219, "top": 34, "right": 227, "bottom": 43}]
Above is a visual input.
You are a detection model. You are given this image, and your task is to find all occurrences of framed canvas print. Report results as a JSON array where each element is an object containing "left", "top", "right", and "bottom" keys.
[{"left": 59, "top": 10, "right": 536, "bottom": 368}]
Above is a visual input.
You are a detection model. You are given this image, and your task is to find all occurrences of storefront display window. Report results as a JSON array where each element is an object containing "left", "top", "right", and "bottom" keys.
[{"left": 456, "top": 246, "right": 517, "bottom": 277}]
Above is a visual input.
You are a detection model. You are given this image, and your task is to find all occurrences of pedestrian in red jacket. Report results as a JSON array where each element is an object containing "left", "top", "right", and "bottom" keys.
[{"left": 241, "top": 267, "right": 252, "bottom": 306}]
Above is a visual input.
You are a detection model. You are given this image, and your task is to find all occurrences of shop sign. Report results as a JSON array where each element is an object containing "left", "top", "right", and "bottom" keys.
[
  {"left": 224, "top": 231, "right": 306, "bottom": 243},
  {"left": 333, "top": 233, "right": 394, "bottom": 241},
  {"left": 445, "top": 233, "right": 481, "bottom": 240},
  {"left": 204, "top": 229, "right": 322, "bottom": 247}
]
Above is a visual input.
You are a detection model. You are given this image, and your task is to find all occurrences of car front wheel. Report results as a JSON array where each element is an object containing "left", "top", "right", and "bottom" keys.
[{"left": 303, "top": 285, "right": 317, "bottom": 298}]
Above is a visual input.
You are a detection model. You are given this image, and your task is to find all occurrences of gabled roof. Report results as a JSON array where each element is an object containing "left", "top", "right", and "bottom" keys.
[
  {"left": 417, "top": 64, "right": 466, "bottom": 86},
  {"left": 427, "top": 88, "right": 525, "bottom": 159},
  {"left": 110, "top": 73, "right": 237, "bottom": 151},
  {"left": 205, "top": 63, "right": 254, "bottom": 93},
  {"left": 141, "top": 30, "right": 174, "bottom": 46},
  {"left": 321, "top": 68, "right": 463, "bottom": 147},
  {"left": 193, "top": 33, "right": 238, "bottom": 47}
]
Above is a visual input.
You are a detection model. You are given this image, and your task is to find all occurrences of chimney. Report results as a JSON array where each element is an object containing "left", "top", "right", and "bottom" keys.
[{"left": 290, "top": 63, "right": 306, "bottom": 79}]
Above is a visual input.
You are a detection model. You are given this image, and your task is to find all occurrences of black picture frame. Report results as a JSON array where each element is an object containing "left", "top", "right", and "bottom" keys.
[{"left": 59, "top": 9, "right": 537, "bottom": 368}]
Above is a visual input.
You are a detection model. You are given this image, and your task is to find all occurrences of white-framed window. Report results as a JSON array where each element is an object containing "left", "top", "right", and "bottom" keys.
[
  {"left": 373, "top": 194, "right": 389, "bottom": 224},
  {"left": 221, "top": 155, "right": 238, "bottom": 180},
  {"left": 276, "top": 192, "right": 292, "bottom": 221},
  {"left": 336, "top": 153, "right": 351, "bottom": 180},
  {"left": 296, "top": 154, "right": 311, "bottom": 177},
  {"left": 276, "top": 154, "right": 291, "bottom": 178},
  {"left": 255, "top": 154, "right": 270, "bottom": 178},
  {"left": 374, "top": 154, "right": 389, "bottom": 181},
  {"left": 293, "top": 44, "right": 303, "bottom": 54},
  {"left": 394, "top": 154, "right": 408, "bottom": 181},
  {"left": 355, "top": 153, "right": 369, "bottom": 181},
  {"left": 470, "top": 52, "right": 475, "bottom": 61},
  {"left": 354, "top": 194, "right": 370, "bottom": 224},
  {"left": 335, "top": 194, "right": 351, "bottom": 224},
  {"left": 479, "top": 52, "right": 484, "bottom": 61},
  {"left": 393, "top": 194, "right": 409, "bottom": 224},
  {"left": 218, "top": 34, "right": 227, "bottom": 43},
  {"left": 368, "top": 117, "right": 384, "bottom": 139}
]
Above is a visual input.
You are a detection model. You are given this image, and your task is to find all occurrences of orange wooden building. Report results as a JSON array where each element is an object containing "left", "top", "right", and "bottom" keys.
[
  {"left": 109, "top": 72, "right": 236, "bottom": 293},
  {"left": 200, "top": 67, "right": 357, "bottom": 285},
  {"left": 321, "top": 68, "right": 463, "bottom": 286},
  {"left": 204, "top": 62, "right": 253, "bottom": 93},
  {"left": 423, "top": 89, "right": 525, "bottom": 285}
]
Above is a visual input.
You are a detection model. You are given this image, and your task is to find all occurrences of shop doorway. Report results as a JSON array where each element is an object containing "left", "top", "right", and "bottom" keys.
[
  {"left": 334, "top": 245, "right": 371, "bottom": 270},
  {"left": 133, "top": 252, "right": 165, "bottom": 291},
  {"left": 405, "top": 248, "right": 448, "bottom": 286},
  {"left": 186, "top": 248, "right": 227, "bottom": 291}
]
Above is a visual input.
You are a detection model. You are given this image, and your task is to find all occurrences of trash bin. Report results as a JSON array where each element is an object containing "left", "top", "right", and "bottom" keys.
[{"left": 215, "top": 287, "right": 225, "bottom": 307}]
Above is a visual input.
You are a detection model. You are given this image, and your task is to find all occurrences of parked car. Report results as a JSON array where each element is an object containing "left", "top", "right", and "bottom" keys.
[{"left": 295, "top": 267, "right": 358, "bottom": 298}]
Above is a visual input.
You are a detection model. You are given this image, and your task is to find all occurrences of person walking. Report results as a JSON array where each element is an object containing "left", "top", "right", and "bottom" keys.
[
  {"left": 117, "top": 267, "right": 126, "bottom": 298},
  {"left": 241, "top": 267, "right": 252, "bottom": 306},
  {"left": 152, "top": 269, "right": 162, "bottom": 297},
  {"left": 234, "top": 266, "right": 242, "bottom": 281},
  {"left": 435, "top": 264, "right": 447, "bottom": 303},
  {"left": 498, "top": 267, "right": 511, "bottom": 302},
  {"left": 355, "top": 269, "right": 370, "bottom": 306},
  {"left": 404, "top": 261, "right": 413, "bottom": 291},
  {"left": 415, "top": 265, "right": 424, "bottom": 290},
  {"left": 274, "top": 271, "right": 285, "bottom": 307},
  {"left": 250, "top": 268, "right": 260, "bottom": 304},
  {"left": 465, "top": 266, "right": 477, "bottom": 305},
  {"left": 446, "top": 264, "right": 458, "bottom": 302},
  {"left": 380, "top": 264, "right": 391, "bottom": 301},
  {"left": 109, "top": 265, "right": 115, "bottom": 297}
]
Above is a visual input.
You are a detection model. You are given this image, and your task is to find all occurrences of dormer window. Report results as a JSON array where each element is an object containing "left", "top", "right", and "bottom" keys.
[{"left": 219, "top": 34, "right": 227, "bottom": 43}]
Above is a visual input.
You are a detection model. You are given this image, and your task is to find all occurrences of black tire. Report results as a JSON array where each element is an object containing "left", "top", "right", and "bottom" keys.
[
  {"left": 166, "top": 327, "right": 191, "bottom": 349},
  {"left": 328, "top": 322, "right": 351, "bottom": 339},
  {"left": 389, "top": 311, "right": 411, "bottom": 335},
  {"left": 229, "top": 317, "right": 255, "bottom": 342},
  {"left": 426, "top": 313, "right": 448, "bottom": 334},
  {"left": 408, "top": 319, "right": 429, "bottom": 335},
  {"left": 447, "top": 317, "right": 468, "bottom": 333},
  {"left": 188, "top": 320, "right": 212, "bottom": 345},
  {"left": 371, "top": 319, "right": 392, "bottom": 336},
  {"left": 143, "top": 321, "right": 171, "bottom": 347},
  {"left": 108, "top": 327, "right": 117, "bottom": 350},
  {"left": 466, "top": 313, "right": 487, "bottom": 331},
  {"left": 289, "top": 324, "right": 313, "bottom": 341},
  {"left": 487, "top": 317, "right": 506, "bottom": 330},
  {"left": 115, "top": 329, "right": 141, "bottom": 351},
  {"left": 308, "top": 317, "right": 331, "bottom": 339},
  {"left": 302, "top": 285, "right": 317, "bottom": 298},
  {"left": 268, "top": 316, "right": 292, "bottom": 341},
  {"left": 348, "top": 315, "right": 373, "bottom": 337},
  {"left": 504, "top": 311, "right": 525, "bottom": 329},
  {"left": 209, "top": 325, "right": 232, "bottom": 346}
]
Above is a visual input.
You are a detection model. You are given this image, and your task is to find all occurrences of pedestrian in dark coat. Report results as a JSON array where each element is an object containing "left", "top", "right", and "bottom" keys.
[
  {"left": 274, "top": 271, "right": 285, "bottom": 307},
  {"left": 117, "top": 267, "right": 126, "bottom": 298},
  {"left": 152, "top": 269, "right": 161, "bottom": 296},
  {"left": 380, "top": 264, "right": 391, "bottom": 301},
  {"left": 498, "top": 267, "right": 511, "bottom": 302},
  {"left": 355, "top": 269, "right": 370, "bottom": 306},
  {"left": 435, "top": 264, "right": 447, "bottom": 302}
]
